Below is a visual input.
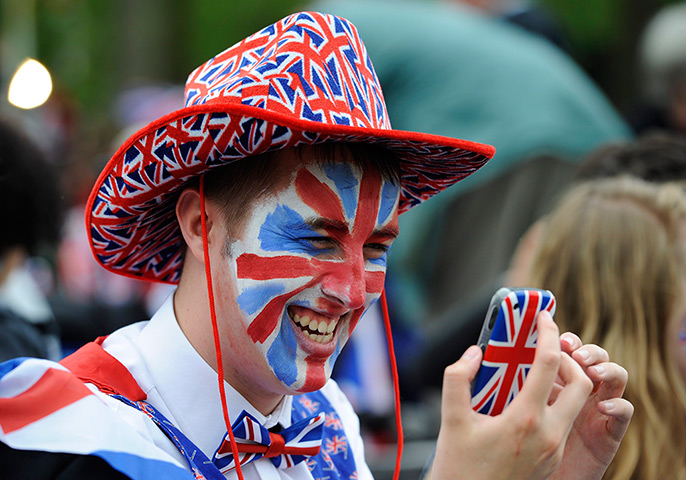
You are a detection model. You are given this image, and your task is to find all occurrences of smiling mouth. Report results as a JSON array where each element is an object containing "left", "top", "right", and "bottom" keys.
[{"left": 288, "top": 309, "right": 340, "bottom": 344}]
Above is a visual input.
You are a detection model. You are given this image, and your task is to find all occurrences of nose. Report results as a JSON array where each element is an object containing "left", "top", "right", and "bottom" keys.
[{"left": 320, "top": 254, "right": 367, "bottom": 310}]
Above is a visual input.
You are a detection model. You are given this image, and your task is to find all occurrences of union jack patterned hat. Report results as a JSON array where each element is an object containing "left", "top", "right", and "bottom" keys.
[{"left": 87, "top": 11, "right": 495, "bottom": 283}]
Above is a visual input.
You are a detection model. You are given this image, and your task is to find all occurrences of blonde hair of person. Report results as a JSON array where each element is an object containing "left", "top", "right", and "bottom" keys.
[{"left": 527, "top": 176, "right": 686, "bottom": 480}]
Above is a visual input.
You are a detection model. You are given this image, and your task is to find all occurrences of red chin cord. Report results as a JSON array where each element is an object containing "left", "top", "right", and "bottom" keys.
[
  {"left": 380, "top": 289, "right": 404, "bottom": 480},
  {"left": 200, "top": 174, "right": 403, "bottom": 480},
  {"left": 199, "top": 174, "right": 246, "bottom": 480}
]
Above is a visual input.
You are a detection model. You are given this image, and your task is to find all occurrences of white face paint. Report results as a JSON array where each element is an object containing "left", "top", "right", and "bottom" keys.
[{"left": 226, "top": 156, "right": 399, "bottom": 393}]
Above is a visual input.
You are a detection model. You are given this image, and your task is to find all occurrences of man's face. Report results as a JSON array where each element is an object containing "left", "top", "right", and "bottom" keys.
[{"left": 217, "top": 148, "right": 400, "bottom": 394}]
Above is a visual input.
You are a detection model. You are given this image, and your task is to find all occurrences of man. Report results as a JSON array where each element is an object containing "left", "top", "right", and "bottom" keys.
[{"left": 0, "top": 11, "right": 631, "bottom": 480}]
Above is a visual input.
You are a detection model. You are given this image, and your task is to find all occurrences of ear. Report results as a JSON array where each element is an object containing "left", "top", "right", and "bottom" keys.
[{"left": 176, "top": 187, "right": 221, "bottom": 264}]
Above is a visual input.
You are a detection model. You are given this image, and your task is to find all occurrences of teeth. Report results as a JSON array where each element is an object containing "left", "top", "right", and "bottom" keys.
[
  {"left": 289, "top": 310, "right": 338, "bottom": 342},
  {"left": 304, "top": 331, "right": 333, "bottom": 343}
]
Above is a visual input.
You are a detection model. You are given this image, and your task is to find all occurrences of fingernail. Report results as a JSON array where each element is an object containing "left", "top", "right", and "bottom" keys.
[
  {"left": 593, "top": 365, "right": 606, "bottom": 376},
  {"left": 602, "top": 401, "right": 615, "bottom": 411},
  {"left": 560, "top": 334, "right": 574, "bottom": 348},
  {"left": 577, "top": 349, "right": 590, "bottom": 361}
]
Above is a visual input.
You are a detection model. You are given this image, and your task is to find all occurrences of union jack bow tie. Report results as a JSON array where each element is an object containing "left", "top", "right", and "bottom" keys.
[{"left": 212, "top": 410, "right": 325, "bottom": 472}]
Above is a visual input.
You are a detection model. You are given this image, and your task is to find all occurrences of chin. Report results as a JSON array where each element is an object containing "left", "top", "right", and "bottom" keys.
[{"left": 272, "top": 356, "right": 335, "bottom": 394}]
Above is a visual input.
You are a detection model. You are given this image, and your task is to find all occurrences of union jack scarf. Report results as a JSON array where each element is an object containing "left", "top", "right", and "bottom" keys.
[{"left": 1, "top": 341, "right": 361, "bottom": 479}]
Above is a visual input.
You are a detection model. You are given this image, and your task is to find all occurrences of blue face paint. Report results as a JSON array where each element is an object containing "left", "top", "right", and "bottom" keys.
[
  {"left": 378, "top": 181, "right": 399, "bottom": 225},
  {"left": 267, "top": 310, "right": 299, "bottom": 386},
  {"left": 237, "top": 283, "right": 286, "bottom": 316},
  {"left": 258, "top": 204, "right": 331, "bottom": 255},
  {"left": 323, "top": 162, "right": 358, "bottom": 220},
  {"left": 368, "top": 253, "right": 388, "bottom": 267}
]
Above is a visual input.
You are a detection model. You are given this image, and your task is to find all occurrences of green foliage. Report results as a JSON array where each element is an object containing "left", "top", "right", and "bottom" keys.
[
  {"left": 539, "top": 0, "right": 682, "bottom": 53},
  {"left": 32, "top": 0, "right": 303, "bottom": 122}
]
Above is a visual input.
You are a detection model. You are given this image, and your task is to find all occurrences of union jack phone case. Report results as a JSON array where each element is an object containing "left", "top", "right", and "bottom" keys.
[{"left": 470, "top": 287, "right": 556, "bottom": 416}]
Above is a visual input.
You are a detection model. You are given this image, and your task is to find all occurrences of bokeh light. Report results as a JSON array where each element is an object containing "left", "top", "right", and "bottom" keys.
[{"left": 8, "top": 58, "right": 53, "bottom": 109}]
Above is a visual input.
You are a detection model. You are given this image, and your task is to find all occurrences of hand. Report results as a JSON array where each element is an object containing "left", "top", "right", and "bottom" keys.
[
  {"left": 549, "top": 333, "right": 634, "bottom": 480},
  {"left": 430, "top": 311, "right": 593, "bottom": 480}
]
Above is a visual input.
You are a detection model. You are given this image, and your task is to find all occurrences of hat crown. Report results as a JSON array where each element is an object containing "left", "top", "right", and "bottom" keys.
[{"left": 184, "top": 12, "right": 391, "bottom": 130}]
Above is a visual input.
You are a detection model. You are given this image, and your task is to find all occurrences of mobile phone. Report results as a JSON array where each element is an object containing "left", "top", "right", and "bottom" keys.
[{"left": 470, "top": 287, "right": 556, "bottom": 416}]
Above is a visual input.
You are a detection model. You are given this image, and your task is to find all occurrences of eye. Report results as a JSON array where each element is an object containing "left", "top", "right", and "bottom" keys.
[
  {"left": 303, "top": 236, "right": 336, "bottom": 251},
  {"left": 364, "top": 243, "right": 390, "bottom": 260}
]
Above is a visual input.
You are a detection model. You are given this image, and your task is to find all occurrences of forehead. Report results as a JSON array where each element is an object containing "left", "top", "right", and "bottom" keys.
[
  {"left": 264, "top": 144, "right": 395, "bottom": 196},
  {"left": 242, "top": 145, "right": 400, "bottom": 235}
]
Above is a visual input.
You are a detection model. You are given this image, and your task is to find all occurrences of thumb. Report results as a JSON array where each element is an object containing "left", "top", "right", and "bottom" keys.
[{"left": 441, "top": 345, "right": 483, "bottom": 424}]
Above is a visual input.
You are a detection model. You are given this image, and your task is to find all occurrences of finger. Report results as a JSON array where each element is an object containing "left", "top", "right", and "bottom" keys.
[
  {"left": 516, "top": 310, "right": 561, "bottom": 409},
  {"left": 560, "top": 332, "right": 582, "bottom": 355},
  {"left": 441, "top": 345, "right": 483, "bottom": 424},
  {"left": 587, "top": 362, "right": 629, "bottom": 399},
  {"left": 571, "top": 344, "right": 610, "bottom": 369},
  {"left": 548, "top": 349, "right": 593, "bottom": 424},
  {"left": 597, "top": 398, "right": 634, "bottom": 442}
]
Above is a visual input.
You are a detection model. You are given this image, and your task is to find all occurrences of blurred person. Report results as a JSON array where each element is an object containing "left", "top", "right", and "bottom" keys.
[
  {"left": 629, "top": 2, "right": 686, "bottom": 135},
  {"left": 508, "top": 130, "right": 686, "bottom": 288},
  {"left": 51, "top": 84, "right": 182, "bottom": 352},
  {"left": 520, "top": 176, "right": 686, "bottom": 479},
  {"left": 0, "top": 118, "right": 63, "bottom": 362},
  {"left": 0, "top": 12, "right": 632, "bottom": 480},
  {"left": 576, "top": 130, "right": 686, "bottom": 183}
]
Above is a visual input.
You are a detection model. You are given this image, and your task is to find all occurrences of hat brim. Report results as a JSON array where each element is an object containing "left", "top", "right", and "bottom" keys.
[{"left": 87, "top": 101, "right": 494, "bottom": 283}]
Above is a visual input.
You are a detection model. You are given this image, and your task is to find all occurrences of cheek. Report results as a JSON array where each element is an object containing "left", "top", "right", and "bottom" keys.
[{"left": 347, "top": 292, "right": 384, "bottom": 336}]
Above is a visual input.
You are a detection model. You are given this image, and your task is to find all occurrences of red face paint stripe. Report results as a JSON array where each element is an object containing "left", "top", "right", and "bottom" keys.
[
  {"left": 351, "top": 167, "right": 382, "bottom": 238},
  {"left": 364, "top": 270, "right": 386, "bottom": 294},
  {"left": 238, "top": 252, "right": 384, "bottom": 289},
  {"left": 299, "top": 355, "right": 328, "bottom": 393},
  {"left": 247, "top": 282, "right": 314, "bottom": 343},
  {"left": 294, "top": 168, "right": 346, "bottom": 225},
  {"left": 237, "top": 254, "right": 316, "bottom": 280}
]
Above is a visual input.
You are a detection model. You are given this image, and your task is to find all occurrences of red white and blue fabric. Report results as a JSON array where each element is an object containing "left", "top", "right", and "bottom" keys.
[
  {"left": 471, "top": 289, "right": 556, "bottom": 416},
  {"left": 0, "top": 357, "right": 200, "bottom": 480},
  {"left": 212, "top": 410, "right": 324, "bottom": 472},
  {"left": 87, "top": 11, "right": 494, "bottom": 284},
  {"left": 0, "top": 349, "right": 361, "bottom": 480},
  {"left": 294, "top": 391, "right": 357, "bottom": 480},
  {"left": 110, "top": 394, "right": 225, "bottom": 479}
]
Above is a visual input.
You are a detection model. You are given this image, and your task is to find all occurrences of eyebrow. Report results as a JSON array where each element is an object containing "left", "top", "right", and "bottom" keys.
[{"left": 307, "top": 218, "right": 399, "bottom": 239}]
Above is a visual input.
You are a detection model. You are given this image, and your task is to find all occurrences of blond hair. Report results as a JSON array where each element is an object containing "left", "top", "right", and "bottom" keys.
[{"left": 527, "top": 176, "right": 686, "bottom": 480}]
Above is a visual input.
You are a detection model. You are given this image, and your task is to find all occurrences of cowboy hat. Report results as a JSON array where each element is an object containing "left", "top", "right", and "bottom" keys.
[{"left": 87, "top": 11, "right": 494, "bottom": 283}]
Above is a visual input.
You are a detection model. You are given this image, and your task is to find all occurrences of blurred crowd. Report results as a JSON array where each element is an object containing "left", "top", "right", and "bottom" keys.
[{"left": 3, "top": 1, "right": 686, "bottom": 478}]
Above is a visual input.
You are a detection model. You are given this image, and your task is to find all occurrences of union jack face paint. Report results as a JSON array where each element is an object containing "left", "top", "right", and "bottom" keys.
[{"left": 226, "top": 155, "right": 400, "bottom": 393}]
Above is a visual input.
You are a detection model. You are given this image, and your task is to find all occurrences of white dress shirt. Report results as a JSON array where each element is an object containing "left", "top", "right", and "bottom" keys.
[{"left": 99, "top": 291, "right": 372, "bottom": 480}]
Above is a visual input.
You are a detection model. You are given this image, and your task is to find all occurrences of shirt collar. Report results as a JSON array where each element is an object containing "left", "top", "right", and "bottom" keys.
[{"left": 137, "top": 292, "right": 293, "bottom": 457}]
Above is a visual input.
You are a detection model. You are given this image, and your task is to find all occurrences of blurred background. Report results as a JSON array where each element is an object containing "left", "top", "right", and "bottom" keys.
[
  {"left": 2, "top": 0, "right": 685, "bottom": 478},
  {"left": 0, "top": 0, "right": 676, "bottom": 159}
]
